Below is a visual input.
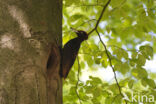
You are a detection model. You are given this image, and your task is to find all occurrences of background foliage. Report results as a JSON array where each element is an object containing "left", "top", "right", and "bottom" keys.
[{"left": 63, "top": 0, "right": 156, "bottom": 103}]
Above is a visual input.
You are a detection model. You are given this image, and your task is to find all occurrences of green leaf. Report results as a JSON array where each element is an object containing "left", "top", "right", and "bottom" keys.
[
  {"left": 79, "top": 87, "right": 90, "bottom": 100},
  {"left": 136, "top": 54, "right": 146, "bottom": 66},
  {"left": 131, "top": 52, "right": 138, "bottom": 59},
  {"left": 101, "top": 59, "right": 108, "bottom": 68},
  {"left": 113, "top": 48, "right": 128, "bottom": 59},
  {"left": 68, "top": 70, "right": 76, "bottom": 83},
  {"left": 139, "top": 45, "right": 153, "bottom": 60},
  {"left": 84, "top": 55, "right": 94, "bottom": 67},
  {"left": 85, "top": 86, "right": 93, "bottom": 94},
  {"left": 111, "top": 0, "right": 125, "bottom": 8},
  {"left": 141, "top": 78, "right": 148, "bottom": 87},
  {"left": 93, "top": 87, "right": 101, "bottom": 97},
  {"left": 105, "top": 97, "right": 113, "bottom": 104},
  {"left": 120, "top": 62, "right": 130, "bottom": 74},
  {"left": 98, "top": 0, "right": 109, "bottom": 5},
  {"left": 89, "top": 76, "right": 102, "bottom": 84},
  {"left": 131, "top": 67, "right": 148, "bottom": 79},
  {"left": 69, "top": 86, "right": 76, "bottom": 95},
  {"left": 146, "top": 79, "right": 156, "bottom": 88},
  {"left": 80, "top": 61, "right": 85, "bottom": 69},
  {"left": 95, "top": 58, "right": 101, "bottom": 64},
  {"left": 92, "top": 98, "right": 100, "bottom": 104},
  {"left": 129, "top": 59, "right": 136, "bottom": 67},
  {"left": 113, "top": 95, "right": 122, "bottom": 104},
  {"left": 119, "top": 78, "right": 130, "bottom": 86},
  {"left": 78, "top": 82, "right": 83, "bottom": 86},
  {"left": 128, "top": 80, "right": 134, "bottom": 88},
  {"left": 142, "top": 78, "right": 156, "bottom": 88},
  {"left": 91, "top": 44, "right": 99, "bottom": 51},
  {"left": 109, "top": 84, "right": 119, "bottom": 94},
  {"left": 65, "top": 0, "right": 81, "bottom": 5},
  {"left": 114, "top": 62, "right": 130, "bottom": 74},
  {"left": 114, "top": 62, "right": 122, "bottom": 71}
]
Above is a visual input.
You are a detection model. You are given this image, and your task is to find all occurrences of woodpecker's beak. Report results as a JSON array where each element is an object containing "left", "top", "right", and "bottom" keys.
[{"left": 70, "top": 27, "right": 79, "bottom": 34}]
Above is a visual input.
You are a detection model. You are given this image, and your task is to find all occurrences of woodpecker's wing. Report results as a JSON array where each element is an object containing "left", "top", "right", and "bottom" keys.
[{"left": 62, "top": 38, "right": 81, "bottom": 78}]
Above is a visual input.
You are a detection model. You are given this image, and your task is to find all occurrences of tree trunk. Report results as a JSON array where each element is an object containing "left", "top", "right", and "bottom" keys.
[{"left": 0, "top": 0, "right": 62, "bottom": 104}]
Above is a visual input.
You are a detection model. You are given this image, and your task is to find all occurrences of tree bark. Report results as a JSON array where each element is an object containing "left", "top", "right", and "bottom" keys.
[{"left": 0, "top": 0, "right": 62, "bottom": 104}]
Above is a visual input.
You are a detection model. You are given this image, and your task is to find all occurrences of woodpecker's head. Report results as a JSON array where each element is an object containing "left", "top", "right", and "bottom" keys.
[
  {"left": 75, "top": 30, "right": 88, "bottom": 40},
  {"left": 71, "top": 28, "right": 88, "bottom": 40}
]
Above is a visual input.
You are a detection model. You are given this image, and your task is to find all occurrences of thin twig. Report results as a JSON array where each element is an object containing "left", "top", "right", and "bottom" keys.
[
  {"left": 96, "top": 30, "right": 127, "bottom": 104},
  {"left": 75, "top": 56, "right": 82, "bottom": 104},
  {"left": 88, "top": 0, "right": 111, "bottom": 35}
]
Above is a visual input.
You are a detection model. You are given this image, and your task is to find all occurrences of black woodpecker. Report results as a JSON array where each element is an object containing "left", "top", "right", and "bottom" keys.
[{"left": 61, "top": 29, "right": 88, "bottom": 79}]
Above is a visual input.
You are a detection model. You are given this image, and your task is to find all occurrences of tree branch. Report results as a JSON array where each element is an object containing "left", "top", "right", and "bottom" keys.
[
  {"left": 88, "top": 0, "right": 111, "bottom": 35},
  {"left": 96, "top": 30, "right": 127, "bottom": 104},
  {"left": 75, "top": 56, "right": 82, "bottom": 104}
]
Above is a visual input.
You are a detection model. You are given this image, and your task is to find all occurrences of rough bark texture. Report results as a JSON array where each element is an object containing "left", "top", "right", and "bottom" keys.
[{"left": 0, "top": 0, "right": 62, "bottom": 104}]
